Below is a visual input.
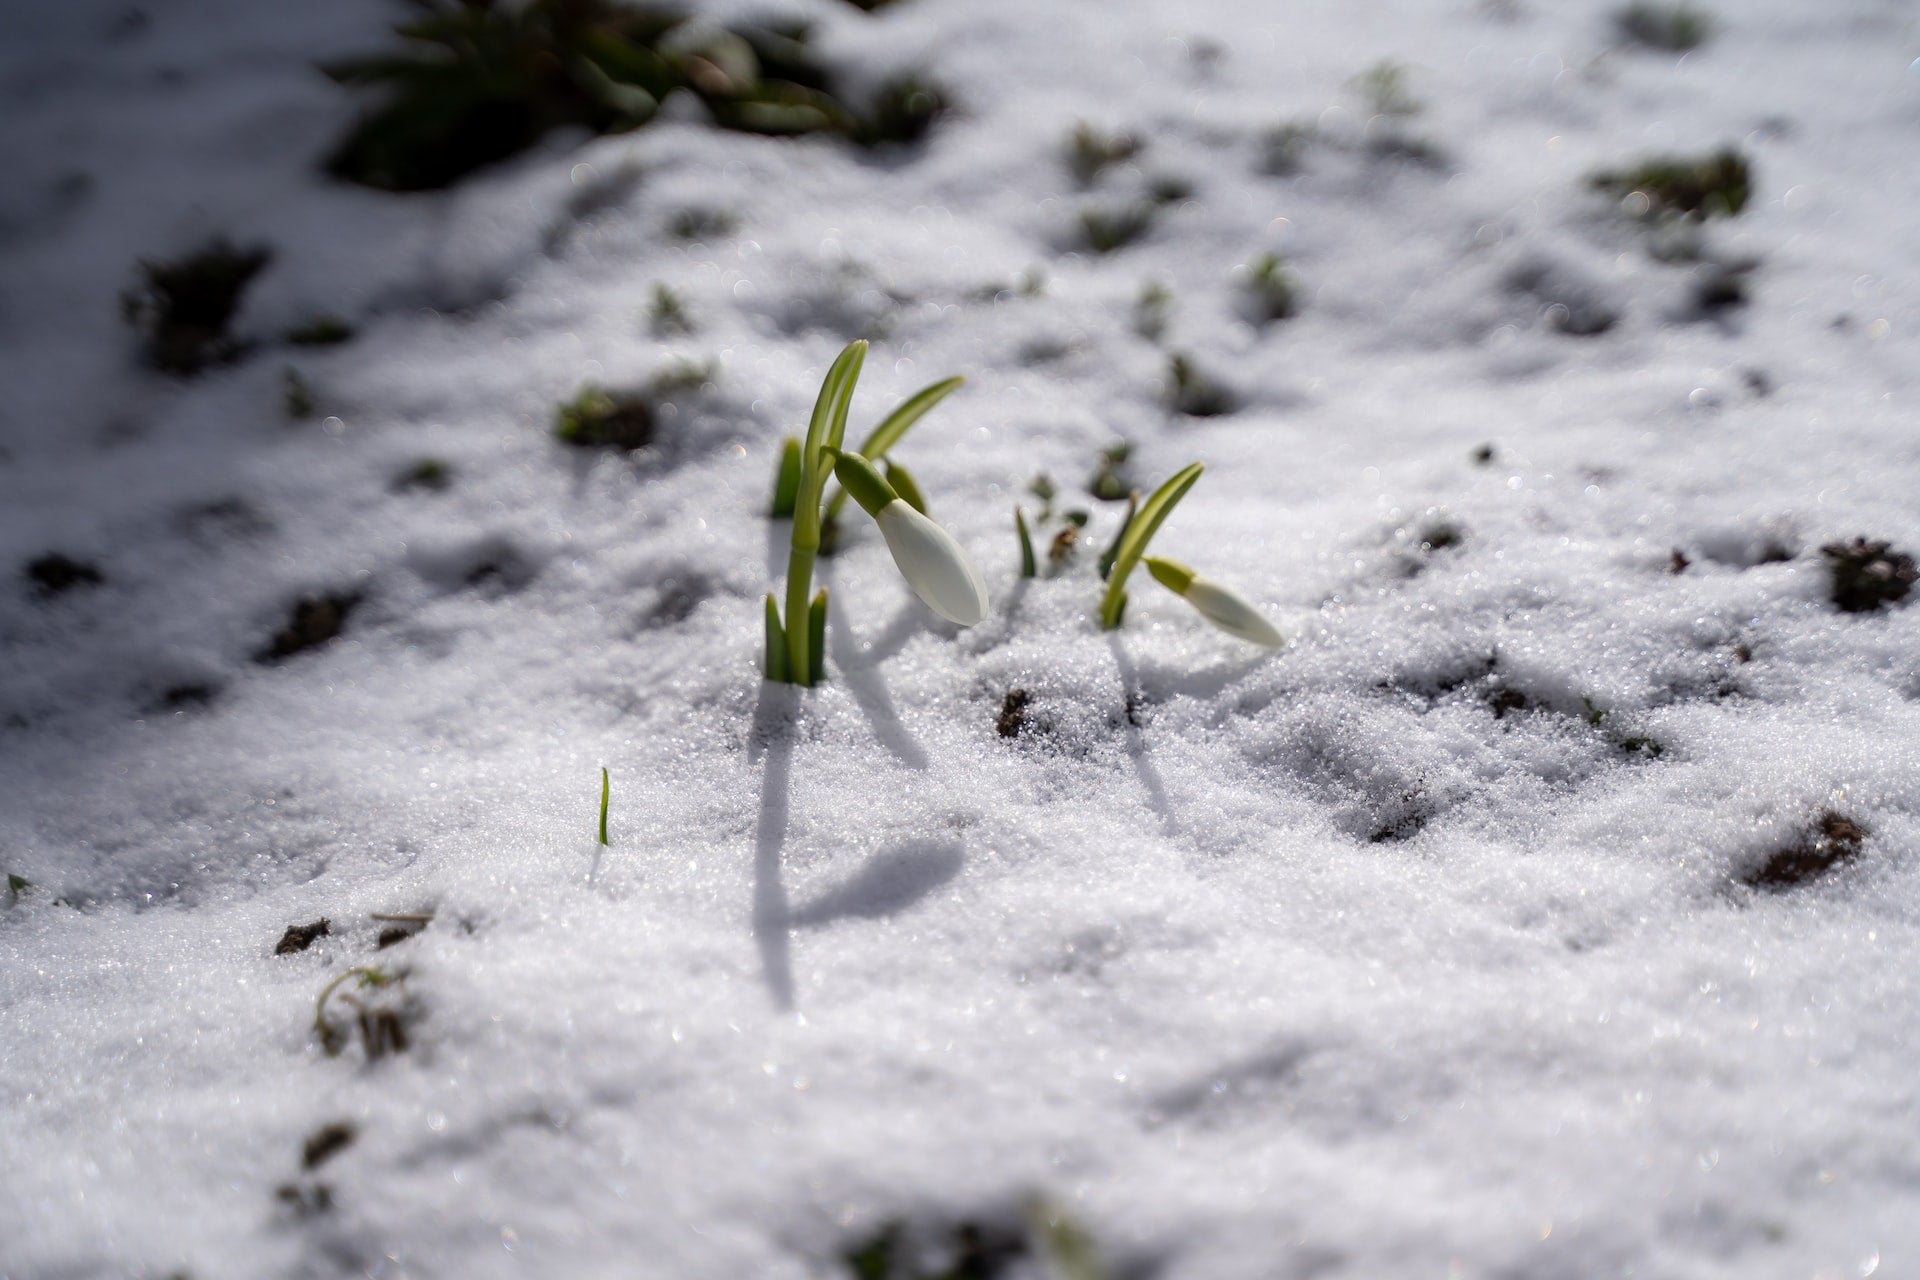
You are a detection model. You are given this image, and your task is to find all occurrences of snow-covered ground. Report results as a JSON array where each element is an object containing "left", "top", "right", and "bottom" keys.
[{"left": 4, "top": 0, "right": 1919, "bottom": 1276}]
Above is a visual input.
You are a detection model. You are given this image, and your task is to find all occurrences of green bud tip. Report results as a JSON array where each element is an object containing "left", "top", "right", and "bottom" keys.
[
  {"left": 828, "top": 448, "right": 900, "bottom": 518},
  {"left": 1145, "top": 556, "right": 1195, "bottom": 595}
]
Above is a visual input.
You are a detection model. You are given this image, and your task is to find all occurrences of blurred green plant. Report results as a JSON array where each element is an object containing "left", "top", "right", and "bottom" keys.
[
  {"left": 1615, "top": 1, "right": 1715, "bottom": 50},
  {"left": 322, "top": 0, "right": 948, "bottom": 191},
  {"left": 1590, "top": 146, "right": 1751, "bottom": 219},
  {"left": 1065, "top": 121, "right": 1140, "bottom": 185}
]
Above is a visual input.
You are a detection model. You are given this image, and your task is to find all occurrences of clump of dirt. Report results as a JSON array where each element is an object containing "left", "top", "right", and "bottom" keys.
[
  {"left": 301, "top": 1121, "right": 356, "bottom": 1170},
  {"left": 25, "top": 553, "right": 103, "bottom": 597},
  {"left": 996, "top": 689, "right": 1031, "bottom": 738},
  {"left": 121, "top": 239, "right": 272, "bottom": 374},
  {"left": 1821, "top": 538, "right": 1915, "bottom": 613},
  {"left": 258, "top": 593, "right": 360, "bottom": 663},
  {"left": 1741, "top": 811, "right": 1866, "bottom": 890},
  {"left": 275, "top": 918, "right": 331, "bottom": 955}
]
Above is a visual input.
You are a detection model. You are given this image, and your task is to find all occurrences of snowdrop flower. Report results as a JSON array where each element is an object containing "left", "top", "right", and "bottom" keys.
[
  {"left": 1144, "top": 556, "right": 1284, "bottom": 647},
  {"left": 832, "top": 450, "right": 988, "bottom": 625}
]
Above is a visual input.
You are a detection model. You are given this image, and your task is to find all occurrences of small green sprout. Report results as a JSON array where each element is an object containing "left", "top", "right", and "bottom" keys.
[
  {"left": 313, "top": 966, "right": 405, "bottom": 1059},
  {"left": 555, "top": 385, "right": 654, "bottom": 450},
  {"left": 1615, "top": 1, "right": 1715, "bottom": 51},
  {"left": 1133, "top": 279, "right": 1173, "bottom": 340},
  {"left": 1015, "top": 506, "right": 1037, "bottom": 577},
  {"left": 1166, "top": 353, "right": 1238, "bottom": 416},
  {"left": 647, "top": 283, "right": 693, "bottom": 336},
  {"left": 1079, "top": 202, "right": 1156, "bottom": 253},
  {"left": 1088, "top": 439, "right": 1135, "bottom": 501},
  {"left": 7, "top": 873, "right": 30, "bottom": 900},
  {"left": 1590, "top": 147, "right": 1752, "bottom": 219},
  {"left": 1241, "top": 252, "right": 1299, "bottom": 323},
  {"left": 1099, "top": 462, "right": 1203, "bottom": 629},
  {"left": 1259, "top": 120, "right": 1319, "bottom": 176},
  {"left": 597, "top": 766, "right": 610, "bottom": 845},
  {"left": 1352, "top": 60, "right": 1420, "bottom": 119},
  {"left": 1066, "top": 121, "right": 1141, "bottom": 185}
]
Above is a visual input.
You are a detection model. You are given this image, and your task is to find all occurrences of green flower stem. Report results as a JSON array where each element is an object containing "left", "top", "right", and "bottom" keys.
[
  {"left": 597, "top": 766, "right": 610, "bottom": 846},
  {"left": 1099, "top": 462, "right": 1203, "bottom": 630}
]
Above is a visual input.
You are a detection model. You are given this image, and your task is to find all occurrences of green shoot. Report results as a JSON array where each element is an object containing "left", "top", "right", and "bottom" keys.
[
  {"left": 1133, "top": 279, "right": 1173, "bottom": 340},
  {"left": 1590, "top": 147, "right": 1752, "bottom": 219},
  {"left": 1097, "top": 490, "right": 1139, "bottom": 580},
  {"left": 772, "top": 340, "right": 866, "bottom": 686},
  {"left": 808, "top": 589, "right": 828, "bottom": 684},
  {"left": 648, "top": 283, "right": 693, "bottom": 335},
  {"left": 1016, "top": 506, "right": 1037, "bottom": 577},
  {"left": 313, "top": 966, "right": 397, "bottom": 1057},
  {"left": 1242, "top": 252, "right": 1298, "bottom": 323},
  {"left": 764, "top": 594, "right": 789, "bottom": 682},
  {"left": 597, "top": 766, "right": 610, "bottom": 845},
  {"left": 1089, "top": 439, "right": 1134, "bottom": 501},
  {"left": 769, "top": 436, "right": 803, "bottom": 517},
  {"left": 1099, "top": 463, "right": 1203, "bottom": 629}
]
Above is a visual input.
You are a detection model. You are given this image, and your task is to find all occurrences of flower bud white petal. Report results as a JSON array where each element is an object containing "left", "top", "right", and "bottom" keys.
[
  {"left": 875, "top": 500, "right": 989, "bottom": 626},
  {"left": 1182, "top": 575, "right": 1284, "bottom": 646}
]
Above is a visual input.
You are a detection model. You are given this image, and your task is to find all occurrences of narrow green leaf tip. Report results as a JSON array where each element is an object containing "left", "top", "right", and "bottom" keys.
[
  {"left": 597, "top": 766, "right": 610, "bottom": 846},
  {"left": 807, "top": 588, "right": 828, "bottom": 684},
  {"left": 1016, "top": 505, "right": 1036, "bottom": 578},
  {"left": 763, "top": 593, "right": 789, "bottom": 682},
  {"left": 1099, "top": 462, "right": 1203, "bottom": 629}
]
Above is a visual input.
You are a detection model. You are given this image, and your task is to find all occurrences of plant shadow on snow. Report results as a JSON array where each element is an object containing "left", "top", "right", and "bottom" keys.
[{"left": 826, "top": 592, "right": 932, "bottom": 769}]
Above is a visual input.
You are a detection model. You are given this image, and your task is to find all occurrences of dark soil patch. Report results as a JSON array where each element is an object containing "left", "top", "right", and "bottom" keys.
[
  {"left": 996, "top": 688, "right": 1030, "bottom": 738},
  {"left": 301, "top": 1121, "right": 356, "bottom": 1170},
  {"left": 1822, "top": 538, "right": 1915, "bottom": 613},
  {"left": 275, "top": 918, "right": 331, "bottom": 955},
  {"left": 26, "top": 553, "right": 103, "bottom": 597},
  {"left": 258, "top": 593, "right": 360, "bottom": 663},
  {"left": 1741, "top": 811, "right": 1866, "bottom": 890}
]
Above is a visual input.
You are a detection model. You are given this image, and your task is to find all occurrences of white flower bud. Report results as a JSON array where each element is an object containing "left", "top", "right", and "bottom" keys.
[
  {"left": 875, "top": 500, "right": 989, "bottom": 626},
  {"left": 1182, "top": 575, "right": 1284, "bottom": 646}
]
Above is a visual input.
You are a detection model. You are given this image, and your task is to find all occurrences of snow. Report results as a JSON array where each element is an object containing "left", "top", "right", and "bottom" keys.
[{"left": 3, "top": 0, "right": 1919, "bottom": 1276}]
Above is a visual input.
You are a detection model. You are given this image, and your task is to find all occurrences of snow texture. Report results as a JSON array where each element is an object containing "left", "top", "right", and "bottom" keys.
[{"left": 3, "top": 0, "right": 1919, "bottom": 1276}]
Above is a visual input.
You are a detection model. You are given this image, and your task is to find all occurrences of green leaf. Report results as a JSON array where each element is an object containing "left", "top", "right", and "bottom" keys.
[
  {"left": 1099, "top": 462, "right": 1203, "bottom": 629},
  {"left": 598, "top": 766, "right": 611, "bottom": 846},
  {"left": 803, "top": 340, "right": 868, "bottom": 474},
  {"left": 764, "top": 594, "right": 789, "bottom": 683},
  {"left": 856, "top": 375, "right": 964, "bottom": 462},
  {"left": 808, "top": 588, "right": 828, "bottom": 685},
  {"left": 769, "top": 436, "right": 802, "bottom": 517},
  {"left": 1015, "top": 506, "right": 1036, "bottom": 578}
]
